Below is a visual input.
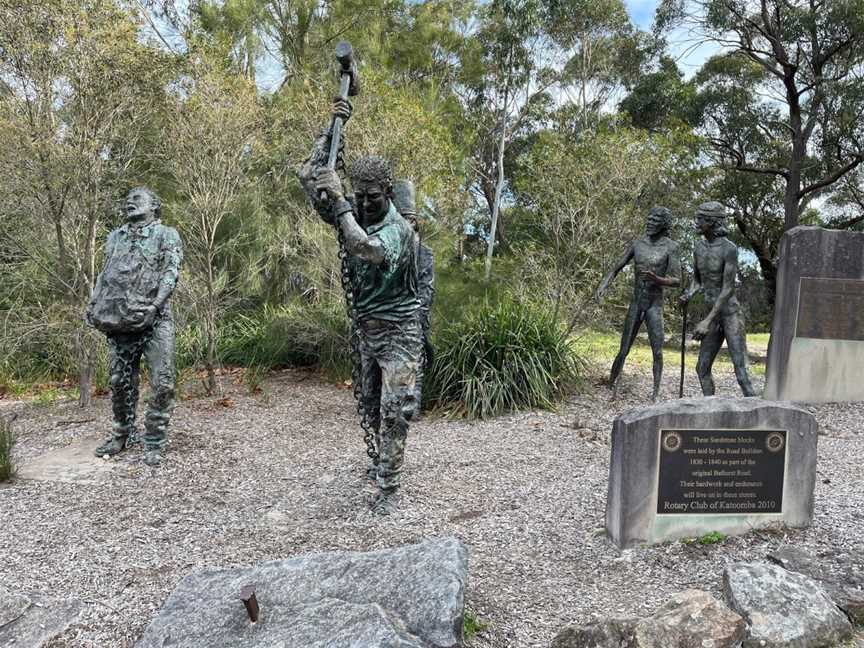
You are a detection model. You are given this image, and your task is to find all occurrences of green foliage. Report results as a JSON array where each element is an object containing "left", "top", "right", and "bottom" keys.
[
  {"left": 0, "top": 305, "right": 110, "bottom": 392},
  {"left": 426, "top": 295, "right": 585, "bottom": 419},
  {"left": 513, "top": 122, "right": 701, "bottom": 330},
  {"left": 697, "top": 531, "right": 726, "bottom": 545},
  {"left": 216, "top": 300, "right": 351, "bottom": 379},
  {"left": 0, "top": 417, "right": 16, "bottom": 482},
  {"left": 620, "top": 56, "right": 698, "bottom": 130},
  {"left": 463, "top": 610, "right": 489, "bottom": 640}
]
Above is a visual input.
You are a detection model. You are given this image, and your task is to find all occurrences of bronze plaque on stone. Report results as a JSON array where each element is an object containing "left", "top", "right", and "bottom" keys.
[
  {"left": 796, "top": 277, "right": 864, "bottom": 341},
  {"left": 657, "top": 429, "right": 786, "bottom": 515}
]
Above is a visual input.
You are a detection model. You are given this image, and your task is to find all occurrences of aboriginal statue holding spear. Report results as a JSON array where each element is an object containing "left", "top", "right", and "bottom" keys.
[{"left": 298, "top": 43, "right": 423, "bottom": 515}]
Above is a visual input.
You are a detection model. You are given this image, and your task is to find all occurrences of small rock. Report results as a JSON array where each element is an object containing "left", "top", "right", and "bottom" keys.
[
  {"left": 0, "top": 588, "right": 83, "bottom": 647},
  {"left": 137, "top": 536, "right": 468, "bottom": 648},
  {"left": 551, "top": 618, "right": 638, "bottom": 648},
  {"left": 724, "top": 561, "right": 853, "bottom": 647},
  {"left": 768, "top": 545, "right": 864, "bottom": 625},
  {"left": 551, "top": 590, "right": 744, "bottom": 648}
]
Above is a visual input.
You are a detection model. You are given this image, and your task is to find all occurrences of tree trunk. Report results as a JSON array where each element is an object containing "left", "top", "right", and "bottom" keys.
[
  {"left": 77, "top": 328, "right": 96, "bottom": 408},
  {"left": 203, "top": 254, "right": 219, "bottom": 395},
  {"left": 205, "top": 308, "right": 217, "bottom": 395},
  {"left": 783, "top": 67, "right": 805, "bottom": 231},
  {"left": 754, "top": 250, "right": 778, "bottom": 306},
  {"left": 484, "top": 124, "right": 507, "bottom": 282},
  {"left": 784, "top": 132, "right": 804, "bottom": 231}
]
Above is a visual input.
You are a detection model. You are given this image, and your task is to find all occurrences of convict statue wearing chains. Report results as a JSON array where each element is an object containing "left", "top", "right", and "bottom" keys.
[
  {"left": 595, "top": 207, "right": 681, "bottom": 401},
  {"left": 299, "top": 99, "right": 422, "bottom": 515},
  {"left": 85, "top": 187, "right": 183, "bottom": 467},
  {"left": 392, "top": 179, "right": 435, "bottom": 411},
  {"left": 679, "top": 201, "right": 757, "bottom": 397}
]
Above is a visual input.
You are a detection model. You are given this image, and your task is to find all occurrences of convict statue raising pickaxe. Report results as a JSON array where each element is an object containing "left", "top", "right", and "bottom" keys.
[{"left": 298, "top": 43, "right": 424, "bottom": 516}]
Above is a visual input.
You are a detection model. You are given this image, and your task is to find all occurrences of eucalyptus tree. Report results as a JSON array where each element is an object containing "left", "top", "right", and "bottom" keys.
[
  {"left": 545, "top": 0, "right": 648, "bottom": 133},
  {"left": 458, "top": 0, "right": 556, "bottom": 281},
  {"left": 657, "top": 0, "right": 864, "bottom": 231}
]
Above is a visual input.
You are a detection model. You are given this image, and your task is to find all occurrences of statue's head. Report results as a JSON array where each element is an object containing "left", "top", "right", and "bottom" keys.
[
  {"left": 125, "top": 186, "right": 161, "bottom": 223},
  {"left": 646, "top": 206, "right": 671, "bottom": 237},
  {"left": 695, "top": 201, "right": 728, "bottom": 237},
  {"left": 350, "top": 155, "right": 393, "bottom": 226}
]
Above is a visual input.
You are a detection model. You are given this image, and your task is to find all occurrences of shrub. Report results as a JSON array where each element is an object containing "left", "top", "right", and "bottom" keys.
[
  {"left": 0, "top": 416, "right": 17, "bottom": 482},
  {"left": 425, "top": 295, "right": 585, "bottom": 419},
  {"left": 216, "top": 300, "right": 351, "bottom": 378}
]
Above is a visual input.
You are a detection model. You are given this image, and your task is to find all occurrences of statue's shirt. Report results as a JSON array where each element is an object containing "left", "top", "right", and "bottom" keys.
[
  {"left": 90, "top": 220, "right": 183, "bottom": 331},
  {"left": 350, "top": 204, "right": 419, "bottom": 322}
]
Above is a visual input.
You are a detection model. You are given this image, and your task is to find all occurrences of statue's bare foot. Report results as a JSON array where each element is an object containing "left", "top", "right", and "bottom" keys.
[
  {"left": 143, "top": 449, "right": 163, "bottom": 467},
  {"left": 94, "top": 438, "right": 126, "bottom": 458},
  {"left": 371, "top": 490, "right": 399, "bottom": 516}
]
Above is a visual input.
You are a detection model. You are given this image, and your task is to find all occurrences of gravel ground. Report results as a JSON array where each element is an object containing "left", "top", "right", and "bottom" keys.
[{"left": 1, "top": 364, "right": 862, "bottom": 648}]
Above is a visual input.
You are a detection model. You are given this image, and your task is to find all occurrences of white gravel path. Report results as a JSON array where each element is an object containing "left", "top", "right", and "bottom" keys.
[{"left": 1, "top": 365, "right": 862, "bottom": 647}]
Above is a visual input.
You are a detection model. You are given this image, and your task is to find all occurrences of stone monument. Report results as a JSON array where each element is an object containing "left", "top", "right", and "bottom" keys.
[
  {"left": 606, "top": 397, "right": 817, "bottom": 549},
  {"left": 764, "top": 226, "right": 864, "bottom": 402}
]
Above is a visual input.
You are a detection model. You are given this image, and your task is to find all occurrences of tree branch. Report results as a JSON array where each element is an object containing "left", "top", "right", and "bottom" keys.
[{"left": 799, "top": 155, "right": 864, "bottom": 197}]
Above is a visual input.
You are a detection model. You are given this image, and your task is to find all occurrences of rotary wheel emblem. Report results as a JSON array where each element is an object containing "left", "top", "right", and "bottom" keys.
[
  {"left": 766, "top": 432, "right": 785, "bottom": 453},
  {"left": 662, "top": 431, "right": 683, "bottom": 453}
]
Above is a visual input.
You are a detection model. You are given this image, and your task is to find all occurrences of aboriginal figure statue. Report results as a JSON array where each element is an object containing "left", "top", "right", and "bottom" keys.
[
  {"left": 679, "top": 201, "right": 757, "bottom": 397},
  {"left": 85, "top": 187, "right": 183, "bottom": 467},
  {"left": 298, "top": 99, "right": 422, "bottom": 515},
  {"left": 392, "top": 179, "right": 435, "bottom": 411},
  {"left": 596, "top": 207, "right": 681, "bottom": 401}
]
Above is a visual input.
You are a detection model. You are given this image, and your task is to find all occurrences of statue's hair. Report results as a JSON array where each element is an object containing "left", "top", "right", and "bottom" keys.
[
  {"left": 696, "top": 201, "right": 728, "bottom": 237},
  {"left": 128, "top": 186, "right": 162, "bottom": 218},
  {"left": 647, "top": 206, "right": 672, "bottom": 233},
  {"left": 350, "top": 155, "right": 394, "bottom": 192}
]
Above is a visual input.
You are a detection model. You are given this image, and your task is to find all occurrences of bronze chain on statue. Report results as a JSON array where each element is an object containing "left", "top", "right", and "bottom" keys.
[{"left": 335, "top": 225, "right": 379, "bottom": 463}]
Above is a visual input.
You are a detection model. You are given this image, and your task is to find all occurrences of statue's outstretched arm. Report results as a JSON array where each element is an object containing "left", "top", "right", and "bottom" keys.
[{"left": 596, "top": 243, "right": 634, "bottom": 301}]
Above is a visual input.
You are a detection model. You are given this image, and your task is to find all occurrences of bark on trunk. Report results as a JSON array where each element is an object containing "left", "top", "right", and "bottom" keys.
[
  {"left": 484, "top": 124, "right": 507, "bottom": 282},
  {"left": 77, "top": 329, "right": 96, "bottom": 408}
]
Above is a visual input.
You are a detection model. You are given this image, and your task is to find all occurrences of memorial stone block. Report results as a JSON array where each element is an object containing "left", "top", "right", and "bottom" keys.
[
  {"left": 764, "top": 226, "right": 864, "bottom": 402},
  {"left": 606, "top": 397, "right": 816, "bottom": 549}
]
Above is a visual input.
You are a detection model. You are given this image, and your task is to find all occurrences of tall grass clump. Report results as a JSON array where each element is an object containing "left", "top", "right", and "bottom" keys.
[
  {"left": 0, "top": 416, "right": 17, "bottom": 482},
  {"left": 216, "top": 299, "right": 352, "bottom": 378},
  {"left": 426, "top": 295, "right": 585, "bottom": 419}
]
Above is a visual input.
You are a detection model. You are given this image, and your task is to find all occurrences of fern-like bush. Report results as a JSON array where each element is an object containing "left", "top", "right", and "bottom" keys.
[{"left": 425, "top": 296, "right": 585, "bottom": 419}]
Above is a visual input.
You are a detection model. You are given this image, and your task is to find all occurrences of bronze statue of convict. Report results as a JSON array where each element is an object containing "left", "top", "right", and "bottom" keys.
[
  {"left": 596, "top": 207, "right": 681, "bottom": 401},
  {"left": 680, "top": 201, "right": 757, "bottom": 397}
]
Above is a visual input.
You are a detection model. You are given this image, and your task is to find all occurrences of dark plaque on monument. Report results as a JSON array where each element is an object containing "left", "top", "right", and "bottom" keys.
[
  {"left": 657, "top": 429, "right": 786, "bottom": 515},
  {"left": 796, "top": 277, "right": 864, "bottom": 342}
]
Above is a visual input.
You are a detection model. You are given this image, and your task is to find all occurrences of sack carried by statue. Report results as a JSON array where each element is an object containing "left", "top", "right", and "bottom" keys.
[
  {"left": 89, "top": 227, "right": 168, "bottom": 334},
  {"left": 89, "top": 294, "right": 156, "bottom": 334}
]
